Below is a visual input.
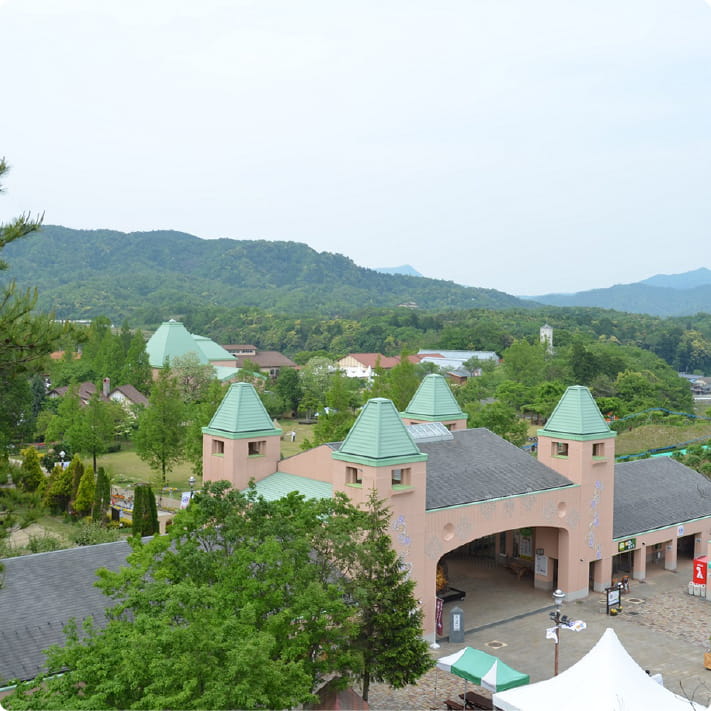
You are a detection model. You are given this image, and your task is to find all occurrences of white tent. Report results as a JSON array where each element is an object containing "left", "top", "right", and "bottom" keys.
[{"left": 493, "top": 628, "right": 707, "bottom": 711}]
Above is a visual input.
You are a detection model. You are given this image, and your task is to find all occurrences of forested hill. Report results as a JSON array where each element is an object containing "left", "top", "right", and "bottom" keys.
[
  {"left": 528, "top": 268, "right": 711, "bottom": 317},
  {"left": 2, "top": 225, "right": 533, "bottom": 323}
]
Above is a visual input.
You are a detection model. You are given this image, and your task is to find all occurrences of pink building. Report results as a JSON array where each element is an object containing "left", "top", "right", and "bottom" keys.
[{"left": 202, "top": 374, "right": 711, "bottom": 639}]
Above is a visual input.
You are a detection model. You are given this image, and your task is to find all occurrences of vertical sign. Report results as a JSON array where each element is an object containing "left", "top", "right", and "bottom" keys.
[{"left": 435, "top": 597, "right": 443, "bottom": 636}]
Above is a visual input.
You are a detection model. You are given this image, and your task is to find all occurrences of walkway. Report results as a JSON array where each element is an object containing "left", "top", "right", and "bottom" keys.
[{"left": 367, "top": 558, "right": 711, "bottom": 709}]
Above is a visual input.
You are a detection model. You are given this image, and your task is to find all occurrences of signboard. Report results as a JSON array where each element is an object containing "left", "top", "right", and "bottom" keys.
[
  {"left": 617, "top": 538, "right": 636, "bottom": 553},
  {"left": 435, "top": 597, "right": 444, "bottom": 636},
  {"left": 693, "top": 556, "right": 708, "bottom": 585},
  {"left": 606, "top": 586, "right": 620, "bottom": 614},
  {"left": 535, "top": 553, "right": 548, "bottom": 576}
]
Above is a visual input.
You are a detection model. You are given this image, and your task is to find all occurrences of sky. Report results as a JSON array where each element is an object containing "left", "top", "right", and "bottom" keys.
[{"left": 1, "top": 0, "right": 710, "bottom": 296}]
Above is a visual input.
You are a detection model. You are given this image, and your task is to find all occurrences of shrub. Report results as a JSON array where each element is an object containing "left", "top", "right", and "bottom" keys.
[
  {"left": 72, "top": 521, "right": 121, "bottom": 546},
  {"left": 27, "top": 534, "right": 63, "bottom": 554}
]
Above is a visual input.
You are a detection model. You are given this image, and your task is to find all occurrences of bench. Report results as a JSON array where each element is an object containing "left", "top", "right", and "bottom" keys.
[
  {"left": 460, "top": 690, "right": 494, "bottom": 709},
  {"left": 444, "top": 699, "right": 465, "bottom": 710}
]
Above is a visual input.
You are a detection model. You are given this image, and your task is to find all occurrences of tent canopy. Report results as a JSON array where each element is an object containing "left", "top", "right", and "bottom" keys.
[
  {"left": 436, "top": 647, "right": 530, "bottom": 692},
  {"left": 493, "top": 628, "right": 707, "bottom": 711}
]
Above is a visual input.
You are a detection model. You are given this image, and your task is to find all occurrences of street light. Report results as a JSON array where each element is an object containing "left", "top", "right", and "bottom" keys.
[
  {"left": 188, "top": 476, "right": 196, "bottom": 499},
  {"left": 550, "top": 588, "right": 569, "bottom": 677},
  {"left": 59, "top": 450, "right": 66, "bottom": 468}
]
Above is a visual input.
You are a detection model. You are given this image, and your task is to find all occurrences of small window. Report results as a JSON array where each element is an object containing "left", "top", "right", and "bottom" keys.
[
  {"left": 212, "top": 440, "right": 225, "bottom": 455},
  {"left": 391, "top": 468, "right": 411, "bottom": 487},
  {"left": 248, "top": 440, "right": 266, "bottom": 456},
  {"left": 592, "top": 442, "right": 605, "bottom": 458},
  {"left": 346, "top": 466, "right": 362, "bottom": 485},
  {"left": 553, "top": 441, "right": 569, "bottom": 457}
]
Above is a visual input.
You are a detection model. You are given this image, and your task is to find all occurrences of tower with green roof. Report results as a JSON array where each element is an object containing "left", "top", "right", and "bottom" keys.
[
  {"left": 202, "top": 382, "right": 282, "bottom": 489},
  {"left": 537, "top": 385, "right": 617, "bottom": 590},
  {"left": 400, "top": 374, "right": 468, "bottom": 430},
  {"left": 332, "top": 397, "right": 429, "bottom": 587},
  {"left": 332, "top": 397, "right": 428, "bottom": 505}
]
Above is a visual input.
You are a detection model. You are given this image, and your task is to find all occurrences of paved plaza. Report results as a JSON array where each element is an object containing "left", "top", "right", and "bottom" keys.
[{"left": 368, "top": 557, "right": 711, "bottom": 709}]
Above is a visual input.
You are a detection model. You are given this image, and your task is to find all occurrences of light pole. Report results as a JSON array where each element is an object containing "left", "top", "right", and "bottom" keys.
[
  {"left": 550, "top": 588, "right": 569, "bottom": 677},
  {"left": 188, "top": 476, "right": 196, "bottom": 499},
  {"left": 59, "top": 450, "right": 66, "bottom": 468}
]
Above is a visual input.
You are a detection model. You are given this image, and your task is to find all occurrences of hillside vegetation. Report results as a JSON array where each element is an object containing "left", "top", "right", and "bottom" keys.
[{"left": 1, "top": 225, "right": 531, "bottom": 322}]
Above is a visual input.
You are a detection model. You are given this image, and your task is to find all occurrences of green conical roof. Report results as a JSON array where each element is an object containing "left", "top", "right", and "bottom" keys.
[
  {"left": 333, "top": 398, "right": 427, "bottom": 466},
  {"left": 203, "top": 382, "right": 281, "bottom": 439},
  {"left": 146, "top": 320, "right": 209, "bottom": 368},
  {"left": 538, "top": 385, "right": 614, "bottom": 441},
  {"left": 401, "top": 374, "right": 467, "bottom": 421}
]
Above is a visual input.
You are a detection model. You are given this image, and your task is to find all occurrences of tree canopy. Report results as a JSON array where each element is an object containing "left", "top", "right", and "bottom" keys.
[{"left": 7, "top": 483, "right": 432, "bottom": 710}]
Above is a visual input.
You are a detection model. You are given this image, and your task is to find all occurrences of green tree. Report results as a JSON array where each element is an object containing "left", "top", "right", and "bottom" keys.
[
  {"left": 466, "top": 401, "right": 528, "bottom": 446},
  {"left": 7, "top": 484, "right": 432, "bottom": 710},
  {"left": 183, "top": 379, "right": 227, "bottom": 477},
  {"left": 43, "top": 463, "right": 73, "bottom": 513},
  {"left": 134, "top": 365, "right": 186, "bottom": 489},
  {"left": 92, "top": 467, "right": 111, "bottom": 522},
  {"left": 67, "top": 454, "right": 85, "bottom": 502},
  {"left": 502, "top": 339, "right": 547, "bottom": 387},
  {"left": 341, "top": 491, "right": 433, "bottom": 701},
  {"left": 67, "top": 391, "right": 121, "bottom": 473},
  {"left": 274, "top": 367, "right": 302, "bottom": 415},
  {"left": 119, "top": 330, "right": 152, "bottom": 393},
  {"left": 17, "top": 446, "right": 44, "bottom": 492},
  {"left": 376, "top": 353, "right": 421, "bottom": 411},
  {"left": 171, "top": 352, "right": 216, "bottom": 404},
  {"left": 131, "top": 483, "right": 158, "bottom": 536},
  {"left": 44, "top": 387, "right": 83, "bottom": 445},
  {"left": 73, "top": 466, "right": 96, "bottom": 517}
]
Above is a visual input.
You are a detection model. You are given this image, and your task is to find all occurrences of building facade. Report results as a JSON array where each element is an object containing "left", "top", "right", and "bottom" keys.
[{"left": 202, "top": 375, "right": 711, "bottom": 639}]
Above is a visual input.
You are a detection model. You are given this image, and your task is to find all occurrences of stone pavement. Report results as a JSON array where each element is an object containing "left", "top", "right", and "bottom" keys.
[{"left": 367, "top": 558, "right": 711, "bottom": 709}]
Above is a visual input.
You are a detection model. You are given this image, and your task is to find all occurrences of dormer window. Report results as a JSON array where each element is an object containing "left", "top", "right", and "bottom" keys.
[
  {"left": 391, "top": 468, "right": 411, "bottom": 487},
  {"left": 248, "top": 440, "right": 266, "bottom": 456},
  {"left": 553, "top": 441, "right": 569, "bottom": 457},
  {"left": 346, "top": 466, "right": 362, "bottom": 486}
]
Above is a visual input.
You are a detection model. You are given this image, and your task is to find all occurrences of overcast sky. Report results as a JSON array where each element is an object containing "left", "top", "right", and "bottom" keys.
[{"left": 2, "top": 0, "right": 710, "bottom": 296}]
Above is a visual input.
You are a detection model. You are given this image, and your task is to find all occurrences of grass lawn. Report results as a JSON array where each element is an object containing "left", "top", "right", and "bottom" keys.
[
  {"left": 614, "top": 421, "right": 711, "bottom": 457},
  {"left": 93, "top": 419, "right": 317, "bottom": 491}
]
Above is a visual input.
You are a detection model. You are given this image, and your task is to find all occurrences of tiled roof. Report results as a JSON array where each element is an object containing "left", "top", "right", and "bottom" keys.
[
  {"left": 110, "top": 384, "right": 149, "bottom": 407},
  {"left": 0, "top": 541, "right": 132, "bottom": 683},
  {"left": 340, "top": 353, "right": 421, "bottom": 369},
  {"left": 145, "top": 320, "right": 209, "bottom": 368},
  {"left": 333, "top": 398, "right": 427, "bottom": 466},
  {"left": 203, "top": 382, "right": 281, "bottom": 438},
  {"left": 613, "top": 457, "right": 711, "bottom": 538},
  {"left": 191, "top": 335, "right": 236, "bottom": 362},
  {"left": 401, "top": 373, "right": 467, "bottom": 421},
  {"left": 251, "top": 472, "right": 332, "bottom": 501},
  {"left": 232, "top": 351, "right": 297, "bottom": 368},
  {"left": 539, "top": 386, "right": 614, "bottom": 441},
  {"left": 421, "top": 428, "right": 575, "bottom": 510}
]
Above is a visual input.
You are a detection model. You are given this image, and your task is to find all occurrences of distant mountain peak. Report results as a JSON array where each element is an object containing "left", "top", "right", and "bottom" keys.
[{"left": 374, "top": 265, "right": 423, "bottom": 277}]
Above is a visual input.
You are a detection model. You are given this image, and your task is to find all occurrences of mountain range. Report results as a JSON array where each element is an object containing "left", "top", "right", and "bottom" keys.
[
  {"left": 0, "top": 226, "right": 530, "bottom": 324},
  {"left": 526, "top": 268, "right": 711, "bottom": 317}
]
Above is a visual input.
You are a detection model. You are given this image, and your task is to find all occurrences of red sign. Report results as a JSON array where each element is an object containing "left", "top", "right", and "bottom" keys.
[
  {"left": 435, "top": 597, "right": 443, "bottom": 636},
  {"left": 693, "top": 556, "right": 708, "bottom": 585}
]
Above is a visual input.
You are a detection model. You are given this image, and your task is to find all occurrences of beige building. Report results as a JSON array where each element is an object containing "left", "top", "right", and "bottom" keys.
[{"left": 202, "top": 375, "right": 711, "bottom": 639}]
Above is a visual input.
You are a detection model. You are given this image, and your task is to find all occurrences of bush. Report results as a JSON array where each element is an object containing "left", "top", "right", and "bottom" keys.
[
  {"left": 72, "top": 521, "right": 121, "bottom": 546},
  {"left": 27, "top": 534, "right": 63, "bottom": 554}
]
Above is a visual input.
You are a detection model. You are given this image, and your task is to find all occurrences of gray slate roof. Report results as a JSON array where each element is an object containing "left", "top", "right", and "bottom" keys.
[
  {"left": 613, "top": 457, "right": 711, "bottom": 538},
  {"left": 421, "top": 428, "right": 575, "bottom": 510},
  {"left": 0, "top": 541, "right": 132, "bottom": 684}
]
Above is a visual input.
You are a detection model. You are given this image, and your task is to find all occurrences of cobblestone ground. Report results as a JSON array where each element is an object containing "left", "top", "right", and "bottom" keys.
[
  {"left": 365, "top": 585, "right": 711, "bottom": 710},
  {"left": 633, "top": 589, "right": 711, "bottom": 649}
]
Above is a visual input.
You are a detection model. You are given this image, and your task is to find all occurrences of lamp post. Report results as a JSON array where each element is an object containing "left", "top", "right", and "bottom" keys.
[
  {"left": 188, "top": 476, "right": 196, "bottom": 499},
  {"left": 59, "top": 450, "right": 66, "bottom": 468},
  {"left": 550, "top": 588, "right": 569, "bottom": 677}
]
